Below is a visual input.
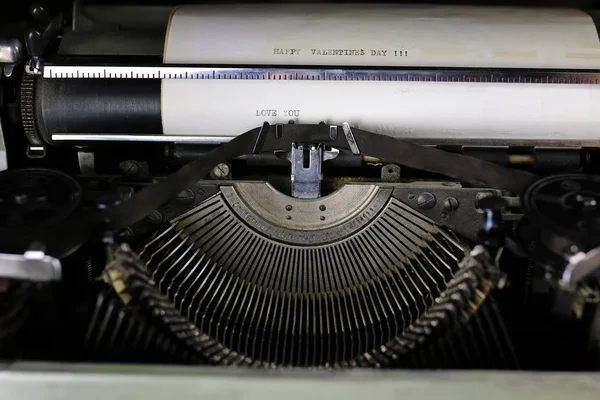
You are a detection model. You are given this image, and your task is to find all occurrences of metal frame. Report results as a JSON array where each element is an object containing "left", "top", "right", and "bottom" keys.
[{"left": 0, "top": 362, "right": 598, "bottom": 400}]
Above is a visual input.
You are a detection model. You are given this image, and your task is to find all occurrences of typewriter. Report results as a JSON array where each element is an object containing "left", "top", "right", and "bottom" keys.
[{"left": 0, "top": 0, "right": 599, "bottom": 397}]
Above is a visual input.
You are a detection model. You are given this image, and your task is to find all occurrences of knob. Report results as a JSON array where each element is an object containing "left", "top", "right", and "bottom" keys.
[
  {"left": 29, "top": 3, "right": 52, "bottom": 26},
  {"left": 24, "top": 28, "right": 44, "bottom": 58}
]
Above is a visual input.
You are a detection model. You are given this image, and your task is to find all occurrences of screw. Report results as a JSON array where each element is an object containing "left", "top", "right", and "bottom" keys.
[
  {"left": 320, "top": 216, "right": 326, "bottom": 221},
  {"left": 417, "top": 192, "right": 436, "bottom": 209},
  {"left": 319, "top": 205, "right": 326, "bottom": 211},
  {"left": 119, "top": 160, "right": 141, "bottom": 178},
  {"left": 574, "top": 194, "right": 598, "bottom": 209},
  {"left": 211, "top": 163, "right": 230, "bottom": 179},
  {"left": 286, "top": 215, "right": 292, "bottom": 220},
  {"left": 285, "top": 205, "right": 293, "bottom": 211},
  {"left": 14, "top": 193, "right": 28, "bottom": 205},
  {"left": 443, "top": 197, "right": 459, "bottom": 212},
  {"left": 175, "top": 189, "right": 195, "bottom": 205},
  {"left": 147, "top": 210, "right": 163, "bottom": 225}
]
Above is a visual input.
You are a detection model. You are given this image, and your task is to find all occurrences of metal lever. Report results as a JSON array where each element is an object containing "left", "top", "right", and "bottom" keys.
[
  {"left": 0, "top": 38, "right": 23, "bottom": 77},
  {"left": 25, "top": 28, "right": 44, "bottom": 73},
  {"left": 0, "top": 249, "right": 62, "bottom": 282},
  {"left": 478, "top": 195, "right": 508, "bottom": 248},
  {"left": 291, "top": 143, "right": 323, "bottom": 199}
]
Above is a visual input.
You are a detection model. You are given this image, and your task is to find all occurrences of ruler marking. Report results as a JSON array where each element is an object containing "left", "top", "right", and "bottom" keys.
[{"left": 41, "top": 66, "right": 600, "bottom": 86}]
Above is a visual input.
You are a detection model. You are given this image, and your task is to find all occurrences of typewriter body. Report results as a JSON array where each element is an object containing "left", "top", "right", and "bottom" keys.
[{"left": 0, "top": 0, "right": 599, "bottom": 397}]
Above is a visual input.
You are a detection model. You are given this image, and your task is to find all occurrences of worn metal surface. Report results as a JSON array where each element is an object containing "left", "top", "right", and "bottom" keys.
[
  {"left": 0, "top": 38, "right": 22, "bottom": 64},
  {"left": 77, "top": 151, "right": 95, "bottom": 175},
  {"left": 0, "top": 362, "right": 599, "bottom": 400},
  {"left": 290, "top": 143, "right": 322, "bottom": 198},
  {"left": 0, "top": 250, "right": 61, "bottom": 282},
  {"left": 225, "top": 182, "right": 385, "bottom": 236}
]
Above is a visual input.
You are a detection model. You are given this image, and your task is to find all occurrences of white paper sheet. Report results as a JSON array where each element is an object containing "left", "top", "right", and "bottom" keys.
[
  {"left": 161, "top": 80, "right": 600, "bottom": 143},
  {"left": 164, "top": 4, "right": 600, "bottom": 69}
]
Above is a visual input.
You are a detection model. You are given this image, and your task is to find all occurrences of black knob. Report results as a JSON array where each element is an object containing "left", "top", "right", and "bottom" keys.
[
  {"left": 24, "top": 27, "right": 44, "bottom": 58},
  {"left": 29, "top": 3, "right": 52, "bottom": 26}
]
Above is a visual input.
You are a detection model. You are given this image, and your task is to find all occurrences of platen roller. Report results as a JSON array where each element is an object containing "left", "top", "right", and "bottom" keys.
[
  {"left": 20, "top": 4, "right": 600, "bottom": 146},
  {"left": 24, "top": 71, "right": 600, "bottom": 146}
]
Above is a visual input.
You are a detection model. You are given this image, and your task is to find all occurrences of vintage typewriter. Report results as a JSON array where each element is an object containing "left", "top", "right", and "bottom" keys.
[{"left": 0, "top": 0, "right": 599, "bottom": 396}]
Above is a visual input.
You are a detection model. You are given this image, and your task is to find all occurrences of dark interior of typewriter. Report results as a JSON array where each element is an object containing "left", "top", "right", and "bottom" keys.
[{"left": 0, "top": 0, "right": 599, "bottom": 373}]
